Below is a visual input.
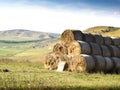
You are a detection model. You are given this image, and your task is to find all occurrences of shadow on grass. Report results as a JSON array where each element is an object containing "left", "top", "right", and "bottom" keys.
[{"left": 0, "top": 86, "right": 120, "bottom": 90}]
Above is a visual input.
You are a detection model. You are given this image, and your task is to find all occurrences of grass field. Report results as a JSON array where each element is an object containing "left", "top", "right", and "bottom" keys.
[
  {"left": 0, "top": 40, "right": 120, "bottom": 90},
  {"left": 0, "top": 59, "right": 120, "bottom": 90}
]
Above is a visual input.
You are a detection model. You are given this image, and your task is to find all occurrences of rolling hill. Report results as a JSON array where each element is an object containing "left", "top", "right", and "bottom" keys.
[
  {"left": 0, "top": 29, "right": 60, "bottom": 41},
  {"left": 84, "top": 26, "right": 120, "bottom": 37},
  {"left": 0, "top": 26, "right": 120, "bottom": 42}
]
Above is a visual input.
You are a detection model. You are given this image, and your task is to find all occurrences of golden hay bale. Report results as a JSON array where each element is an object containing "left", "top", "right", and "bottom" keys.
[
  {"left": 112, "top": 57, "right": 120, "bottom": 74},
  {"left": 53, "top": 43, "right": 68, "bottom": 55},
  {"left": 93, "top": 55, "right": 106, "bottom": 72},
  {"left": 93, "top": 34, "right": 104, "bottom": 44},
  {"left": 101, "top": 45, "right": 111, "bottom": 57},
  {"left": 104, "top": 57, "right": 114, "bottom": 73},
  {"left": 103, "top": 36, "right": 113, "bottom": 45},
  {"left": 68, "top": 41, "right": 91, "bottom": 56},
  {"left": 44, "top": 53, "right": 71, "bottom": 70},
  {"left": 109, "top": 45, "right": 120, "bottom": 57},
  {"left": 69, "top": 54, "right": 95, "bottom": 72},
  {"left": 44, "top": 53, "right": 60, "bottom": 70},
  {"left": 69, "top": 55, "right": 80, "bottom": 72},
  {"left": 61, "top": 29, "right": 84, "bottom": 47},
  {"left": 84, "top": 33, "right": 95, "bottom": 42},
  {"left": 89, "top": 42, "right": 102, "bottom": 55},
  {"left": 111, "top": 37, "right": 120, "bottom": 46}
]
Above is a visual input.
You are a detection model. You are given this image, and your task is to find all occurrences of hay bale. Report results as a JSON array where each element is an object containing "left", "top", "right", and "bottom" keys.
[
  {"left": 112, "top": 57, "right": 120, "bottom": 74},
  {"left": 44, "top": 53, "right": 71, "bottom": 70},
  {"left": 109, "top": 45, "right": 120, "bottom": 57},
  {"left": 94, "top": 34, "right": 104, "bottom": 44},
  {"left": 69, "top": 55, "right": 80, "bottom": 72},
  {"left": 68, "top": 41, "right": 91, "bottom": 56},
  {"left": 111, "top": 37, "right": 120, "bottom": 46},
  {"left": 90, "top": 42, "right": 102, "bottom": 55},
  {"left": 93, "top": 55, "right": 106, "bottom": 72},
  {"left": 103, "top": 36, "right": 113, "bottom": 45},
  {"left": 84, "top": 33, "right": 95, "bottom": 42},
  {"left": 44, "top": 53, "right": 60, "bottom": 70},
  {"left": 61, "top": 29, "right": 84, "bottom": 47},
  {"left": 104, "top": 57, "right": 114, "bottom": 73},
  {"left": 53, "top": 43, "right": 68, "bottom": 55},
  {"left": 101, "top": 45, "right": 111, "bottom": 57},
  {"left": 69, "top": 54, "right": 95, "bottom": 72}
]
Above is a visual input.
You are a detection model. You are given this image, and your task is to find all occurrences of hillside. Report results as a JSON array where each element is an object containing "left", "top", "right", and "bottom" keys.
[
  {"left": 84, "top": 26, "right": 120, "bottom": 37},
  {"left": 0, "top": 29, "right": 60, "bottom": 41}
]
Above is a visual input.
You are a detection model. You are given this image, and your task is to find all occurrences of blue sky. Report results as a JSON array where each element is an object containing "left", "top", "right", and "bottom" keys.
[{"left": 0, "top": 0, "right": 120, "bottom": 33}]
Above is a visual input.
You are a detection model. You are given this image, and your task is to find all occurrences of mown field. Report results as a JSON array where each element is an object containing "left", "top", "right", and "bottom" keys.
[{"left": 0, "top": 40, "right": 120, "bottom": 90}]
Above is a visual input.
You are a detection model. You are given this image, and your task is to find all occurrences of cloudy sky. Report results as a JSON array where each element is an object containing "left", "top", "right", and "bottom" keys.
[{"left": 0, "top": 0, "right": 120, "bottom": 33}]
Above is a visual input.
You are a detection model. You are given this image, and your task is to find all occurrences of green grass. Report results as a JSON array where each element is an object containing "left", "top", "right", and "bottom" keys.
[
  {"left": 0, "top": 59, "right": 120, "bottom": 90},
  {"left": 0, "top": 48, "right": 24, "bottom": 56},
  {"left": 0, "top": 38, "right": 58, "bottom": 57},
  {"left": 0, "top": 42, "right": 33, "bottom": 47},
  {"left": 0, "top": 43, "right": 43, "bottom": 57}
]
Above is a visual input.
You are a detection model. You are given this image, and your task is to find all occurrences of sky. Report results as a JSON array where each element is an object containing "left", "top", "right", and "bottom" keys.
[{"left": 0, "top": 0, "right": 120, "bottom": 33}]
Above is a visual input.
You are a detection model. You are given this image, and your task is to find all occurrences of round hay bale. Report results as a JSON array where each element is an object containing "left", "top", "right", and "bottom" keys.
[
  {"left": 53, "top": 43, "right": 68, "bottom": 55},
  {"left": 68, "top": 41, "right": 91, "bottom": 56},
  {"left": 101, "top": 45, "right": 111, "bottom": 57},
  {"left": 103, "top": 36, "right": 113, "bottom": 45},
  {"left": 44, "top": 53, "right": 71, "bottom": 70},
  {"left": 104, "top": 57, "right": 114, "bottom": 73},
  {"left": 69, "top": 54, "right": 95, "bottom": 72},
  {"left": 112, "top": 57, "right": 120, "bottom": 74},
  {"left": 44, "top": 53, "right": 60, "bottom": 70},
  {"left": 93, "top": 55, "right": 106, "bottom": 72},
  {"left": 69, "top": 55, "right": 80, "bottom": 72},
  {"left": 84, "top": 33, "right": 95, "bottom": 42},
  {"left": 89, "top": 42, "right": 102, "bottom": 55},
  {"left": 94, "top": 34, "right": 104, "bottom": 44},
  {"left": 61, "top": 29, "right": 84, "bottom": 47},
  {"left": 109, "top": 45, "right": 120, "bottom": 57},
  {"left": 111, "top": 37, "right": 120, "bottom": 46}
]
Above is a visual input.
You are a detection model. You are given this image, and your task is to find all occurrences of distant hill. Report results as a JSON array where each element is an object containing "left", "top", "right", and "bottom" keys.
[
  {"left": 84, "top": 26, "right": 120, "bottom": 37},
  {"left": 0, "top": 29, "right": 60, "bottom": 41}
]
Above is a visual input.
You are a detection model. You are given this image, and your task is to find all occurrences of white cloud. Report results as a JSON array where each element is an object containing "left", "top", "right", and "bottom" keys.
[{"left": 0, "top": 3, "right": 120, "bottom": 33}]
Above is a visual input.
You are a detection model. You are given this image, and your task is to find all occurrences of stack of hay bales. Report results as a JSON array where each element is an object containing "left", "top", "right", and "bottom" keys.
[{"left": 44, "top": 29, "right": 120, "bottom": 73}]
